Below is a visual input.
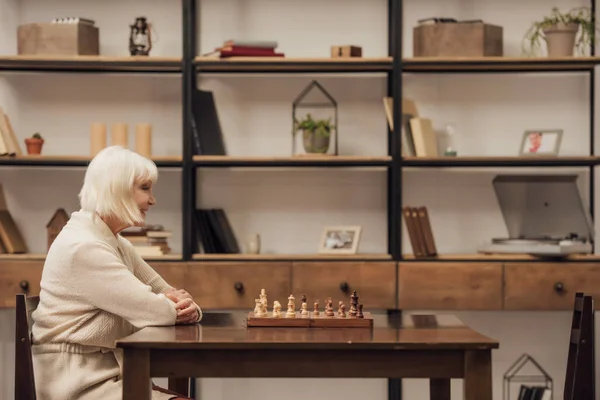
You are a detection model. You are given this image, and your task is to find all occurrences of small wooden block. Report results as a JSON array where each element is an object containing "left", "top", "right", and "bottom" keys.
[
  {"left": 330, "top": 45, "right": 362, "bottom": 58},
  {"left": 246, "top": 312, "right": 373, "bottom": 328}
]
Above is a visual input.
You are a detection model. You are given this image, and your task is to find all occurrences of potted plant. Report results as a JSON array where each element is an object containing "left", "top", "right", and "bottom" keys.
[
  {"left": 25, "top": 133, "right": 44, "bottom": 155},
  {"left": 294, "top": 113, "right": 335, "bottom": 154},
  {"left": 523, "top": 7, "right": 596, "bottom": 57}
]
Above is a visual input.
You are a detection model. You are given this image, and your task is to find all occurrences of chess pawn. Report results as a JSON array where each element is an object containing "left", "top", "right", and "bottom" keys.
[
  {"left": 272, "top": 301, "right": 282, "bottom": 318},
  {"left": 286, "top": 294, "right": 296, "bottom": 318},
  {"left": 338, "top": 301, "right": 346, "bottom": 318},
  {"left": 301, "top": 302, "right": 309, "bottom": 316},
  {"left": 325, "top": 298, "right": 335, "bottom": 317},
  {"left": 313, "top": 301, "right": 320, "bottom": 316},
  {"left": 357, "top": 304, "right": 364, "bottom": 318}
]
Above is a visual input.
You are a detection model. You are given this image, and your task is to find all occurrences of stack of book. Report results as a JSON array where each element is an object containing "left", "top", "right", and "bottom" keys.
[
  {"left": 121, "top": 225, "right": 172, "bottom": 258},
  {"left": 213, "top": 39, "right": 284, "bottom": 58}
]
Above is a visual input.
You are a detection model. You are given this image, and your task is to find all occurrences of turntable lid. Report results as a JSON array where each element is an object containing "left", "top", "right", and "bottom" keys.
[{"left": 492, "top": 174, "right": 594, "bottom": 241}]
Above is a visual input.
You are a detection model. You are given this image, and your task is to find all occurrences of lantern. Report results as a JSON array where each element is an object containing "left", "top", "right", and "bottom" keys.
[{"left": 129, "top": 17, "right": 152, "bottom": 56}]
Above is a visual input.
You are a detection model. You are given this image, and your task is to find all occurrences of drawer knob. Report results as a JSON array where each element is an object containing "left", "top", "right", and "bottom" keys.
[
  {"left": 19, "top": 280, "right": 29, "bottom": 293},
  {"left": 554, "top": 282, "right": 564, "bottom": 293},
  {"left": 233, "top": 282, "right": 244, "bottom": 293},
  {"left": 339, "top": 282, "right": 350, "bottom": 293}
]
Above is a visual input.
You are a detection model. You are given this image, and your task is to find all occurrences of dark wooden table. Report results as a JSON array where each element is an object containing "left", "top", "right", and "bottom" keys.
[{"left": 116, "top": 312, "right": 498, "bottom": 400}]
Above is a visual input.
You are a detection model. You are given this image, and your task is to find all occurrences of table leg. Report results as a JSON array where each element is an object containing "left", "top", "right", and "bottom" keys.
[
  {"left": 388, "top": 378, "right": 402, "bottom": 400},
  {"left": 464, "top": 350, "right": 492, "bottom": 400},
  {"left": 430, "top": 379, "right": 450, "bottom": 400},
  {"left": 168, "top": 378, "right": 190, "bottom": 397},
  {"left": 123, "top": 348, "right": 152, "bottom": 400}
]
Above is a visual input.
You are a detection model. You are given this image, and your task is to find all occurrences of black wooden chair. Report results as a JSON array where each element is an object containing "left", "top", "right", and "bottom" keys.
[
  {"left": 15, "top": 293, "right": 39, "bottom": 400},
  {"left": 564, "top": 292, "right": 596, "bottom": 400}
]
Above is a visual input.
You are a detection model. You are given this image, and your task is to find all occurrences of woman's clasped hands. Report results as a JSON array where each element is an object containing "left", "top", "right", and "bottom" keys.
[{"left": 165, "top": 288, "right": 200, "bottom": 324}]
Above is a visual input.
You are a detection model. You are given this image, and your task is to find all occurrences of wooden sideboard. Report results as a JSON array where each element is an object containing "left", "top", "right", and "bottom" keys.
[{"left": 2, "top": 260, "right": 599, "bottom": 311}]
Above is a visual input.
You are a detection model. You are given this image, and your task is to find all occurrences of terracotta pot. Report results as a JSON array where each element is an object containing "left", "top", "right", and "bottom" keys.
[
  {"left": 544, "top": 22, "right": 579, "bottom": 57},
  {"left": 25, "top": 138, "right": 44, "bottom": 155}
]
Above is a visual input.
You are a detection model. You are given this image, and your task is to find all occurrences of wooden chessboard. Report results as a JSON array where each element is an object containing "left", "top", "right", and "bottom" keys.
[{"left": 246, "top": 312, "right": 374, "bottom": 328}]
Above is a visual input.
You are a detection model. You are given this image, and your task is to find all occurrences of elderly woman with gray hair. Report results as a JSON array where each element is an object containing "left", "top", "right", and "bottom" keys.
[{"left": 31, "top": 146, "right": 199, "bottom": 400}]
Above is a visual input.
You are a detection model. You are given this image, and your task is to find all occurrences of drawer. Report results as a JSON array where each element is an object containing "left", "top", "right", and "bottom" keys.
[
  {"left": 147, "top": 262, "right": 187, "bottom": 291},
  {"left": 186, "top": 262, "right": 292, "bottom": 309},
  {"left": 504, "top": 263, "right": 600, "bottom": 310},
  {"left": 398, "top": 262, "right": 503, "bottom": 310},
  {"left": 291, "top": 262, "right": 396, "bottom": 309},
  {"left": 0, "top": 261, "right": 44, "bottom": 308}
]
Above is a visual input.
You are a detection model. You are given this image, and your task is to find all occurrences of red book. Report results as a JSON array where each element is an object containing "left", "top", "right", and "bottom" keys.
[{"left": 220, "top": 49, "right": 284, "bottom": 58}]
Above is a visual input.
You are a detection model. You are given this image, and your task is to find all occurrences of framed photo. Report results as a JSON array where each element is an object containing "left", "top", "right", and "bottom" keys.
[
  {"left": 319, "top": 226, "right": 361, "bottom": 254},
  {"left": 519, "top": 129, "right": 563, "bottom": 156}
]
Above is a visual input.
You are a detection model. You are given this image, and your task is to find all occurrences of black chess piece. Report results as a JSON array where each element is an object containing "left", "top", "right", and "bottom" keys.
[
  {"left": 356, "top": 304, "right": 364, "bottom": 318},
  {"left": 349, "top": 290, "right": 358, "bottom": 317}
]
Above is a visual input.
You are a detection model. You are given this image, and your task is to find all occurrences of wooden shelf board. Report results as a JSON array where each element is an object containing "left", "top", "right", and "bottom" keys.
[
  {"left": 0, "top": 253, "right": 182, "bottom": 261},
  {"left": 403, "top": 56, "right": 600, "bottom": 72},
  {"left": 192, "top": 253, "right": 392, "bottom": 261},
  {"left": 195, "top": 56, "right": 392, "bottom": 73},
  {"left": 193, "top": 155, "right": 391, "bottom": 167},
  {"left": 403, "top": 156, "right": 599, "bottom": 167},
  {"left": 0, "top": 155, "right": 182, "bottom": 167},
  {"left": 401, "top": 253, "right": 600, "bottom": 262},
  {"left": 0, "top": 55, "right": 182, "bottom": 73}
]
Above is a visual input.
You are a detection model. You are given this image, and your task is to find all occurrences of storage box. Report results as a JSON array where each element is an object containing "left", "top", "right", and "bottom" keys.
[
  {"left": 413, "top": 22, "right": 503, "bottom": 57},
  {"left": 17, "top": 23, "right": 100, "bottom": 56},
  {"left": 330, "top": 45, "right": 362, "bottom": 58}
]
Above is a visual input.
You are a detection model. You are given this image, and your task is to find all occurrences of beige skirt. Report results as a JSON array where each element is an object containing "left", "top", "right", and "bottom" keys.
[{"left": 32, "top": 343, "right": 175, "bottom": 400}]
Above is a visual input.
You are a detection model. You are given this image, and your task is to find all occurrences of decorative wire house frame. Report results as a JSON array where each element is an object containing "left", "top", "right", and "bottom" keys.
[
  {"left": 503, "top": 353, "right": 553, "bottom": 400},
  {"left": 291, "top": 80, "right": 338, "bottom": 156}
]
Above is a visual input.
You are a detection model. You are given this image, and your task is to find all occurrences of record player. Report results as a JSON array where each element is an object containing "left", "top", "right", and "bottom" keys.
[{"left": 477, "top": 174, "right": 594, "bottom": 256}]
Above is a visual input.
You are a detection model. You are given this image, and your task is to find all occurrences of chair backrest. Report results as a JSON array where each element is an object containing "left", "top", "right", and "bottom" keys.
[
  {"left": 15, "top": 293, "right": 39, "bottom": 400},
  {"left": 564, "top": 292, "right": 595, "bottom": 400}
]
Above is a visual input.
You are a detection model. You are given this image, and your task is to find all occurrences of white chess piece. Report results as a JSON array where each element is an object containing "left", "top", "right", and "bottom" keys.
[
  {"left": 254, "top": 298, "right": 266, "bottom": 317},
  {"left": 253, "top": 298, "right": 261, "bottom": 314},
  {"left": 286, "top": 294, "right": 296, "bottom": 318},
  {"left": 272, "top": 301, "right": 282, "bottom": 318},
  {"left": 301, "top": 302, "right": 309, "bottom": 316},
  {"left": 260, "top": 288, "right": 267, "bottom": 305}
]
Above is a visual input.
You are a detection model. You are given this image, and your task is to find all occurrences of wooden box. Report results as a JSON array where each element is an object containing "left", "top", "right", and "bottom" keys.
[
  {"left": 331, "top": 45, "right": 362, "bottom": 58},
  {"left": 17, "top": 23, "right": 100, "bottom": 56},
  {"left": 413, "top": 22, "right": 503, "bottom": 57}
]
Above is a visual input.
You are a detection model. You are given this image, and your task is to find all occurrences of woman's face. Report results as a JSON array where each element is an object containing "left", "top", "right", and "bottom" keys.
[{"left": 133, "top": 179, "right": 156, "bottom": 222}]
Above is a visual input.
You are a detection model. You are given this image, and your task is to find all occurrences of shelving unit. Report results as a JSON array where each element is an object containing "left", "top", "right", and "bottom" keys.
[{"left": 0, "top": 0, "right": 598, "bottom": 318}]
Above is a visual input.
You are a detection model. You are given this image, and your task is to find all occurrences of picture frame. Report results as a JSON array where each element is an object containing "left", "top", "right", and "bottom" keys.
[
  {"left": 519, "top": 129, "right": 563, "bottom": 156},
  {"left": 319, "top": 226, "right": 362, "bottom": 254}
]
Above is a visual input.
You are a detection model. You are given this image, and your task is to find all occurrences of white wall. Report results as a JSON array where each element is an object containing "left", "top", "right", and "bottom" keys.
[{"left": 1, "top": 0, "right": 600, "bottom": 399}]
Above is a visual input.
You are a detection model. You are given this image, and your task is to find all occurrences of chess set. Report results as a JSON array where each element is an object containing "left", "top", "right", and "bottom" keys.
[{"left": 246, "top": 289, "right": 373, "bottom": 328}]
